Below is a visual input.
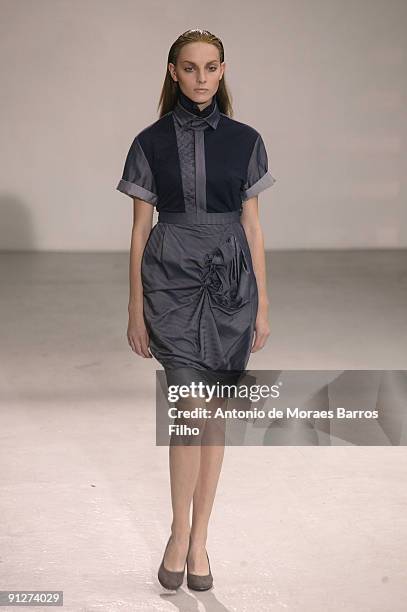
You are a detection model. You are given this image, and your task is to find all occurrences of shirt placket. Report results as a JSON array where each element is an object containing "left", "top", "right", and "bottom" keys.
[{"left": 190, "top": 120, "right": 209, "bottom": 218}]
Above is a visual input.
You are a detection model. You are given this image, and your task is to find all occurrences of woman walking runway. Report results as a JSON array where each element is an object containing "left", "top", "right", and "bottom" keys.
[{"left": 117, "top": 28, "right": 276, "bottom": 592}]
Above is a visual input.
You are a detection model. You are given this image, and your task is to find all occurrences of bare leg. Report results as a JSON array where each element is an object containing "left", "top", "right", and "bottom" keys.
[
  {"left": 162, "top": 396, "right": 209, "bottom": 571},
  {"left": 188, "top": 396, "right": 227, "bottom": 574}
]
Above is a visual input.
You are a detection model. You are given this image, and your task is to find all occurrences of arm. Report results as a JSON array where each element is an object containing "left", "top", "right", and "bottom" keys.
[
  {"left": 127, "top": 198, "right": 154, "bottom": 358},
  {"left": 240, "top": 197, "right": 270, "bottom": 352}
]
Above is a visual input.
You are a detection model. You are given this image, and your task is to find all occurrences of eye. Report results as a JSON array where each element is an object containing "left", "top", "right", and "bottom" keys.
[{"left": 183, "top": 66, "right": 218, "bottom": 72}]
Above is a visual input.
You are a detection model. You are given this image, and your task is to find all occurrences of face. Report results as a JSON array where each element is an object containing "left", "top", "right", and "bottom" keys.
[{"left": 168, "top": 42, "right": 225, "bottom": 110}]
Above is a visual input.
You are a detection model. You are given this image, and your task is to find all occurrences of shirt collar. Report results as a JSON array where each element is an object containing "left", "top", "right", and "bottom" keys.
[{"left": 172, "top": 92, "right": 221, "bottom": 130}]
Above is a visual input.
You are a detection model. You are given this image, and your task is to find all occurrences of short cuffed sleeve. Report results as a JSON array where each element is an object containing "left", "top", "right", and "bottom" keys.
[
  {"left": 116, "top": 136, "right": 158, "bottom": 205},
  {"left": 241, "top": 134, "right": 276, "bottom": 202}
]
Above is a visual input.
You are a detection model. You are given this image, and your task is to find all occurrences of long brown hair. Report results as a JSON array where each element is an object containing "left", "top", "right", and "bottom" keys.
[{"left": 157, "top": 29, "right": 233, "bottom": 118}]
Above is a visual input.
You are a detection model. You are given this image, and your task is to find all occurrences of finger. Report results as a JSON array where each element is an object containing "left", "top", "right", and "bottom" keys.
[
  {"left": 140, "top": 331, "right": 153, "bottom": 358},
  {"left": 140, "top": 336, "right": 152, "bottom": 358},
  {"left": 133, "top": 341, "right": 144, "bottom": 357},
  {"left": 251, "top": 334, "right": 266, "bottom": 352},
  {"left": 127, "top": 335, "right": 137, "bottom": 352}
]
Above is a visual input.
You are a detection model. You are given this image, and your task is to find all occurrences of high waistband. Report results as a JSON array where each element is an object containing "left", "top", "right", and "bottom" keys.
[{"left": 157, "top": 210, "right": 241, "bottom": 225}]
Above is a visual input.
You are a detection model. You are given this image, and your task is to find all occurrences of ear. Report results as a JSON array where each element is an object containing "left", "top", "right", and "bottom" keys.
[{"left": 168, "top": 63, "right": 177, "bottom": 82}]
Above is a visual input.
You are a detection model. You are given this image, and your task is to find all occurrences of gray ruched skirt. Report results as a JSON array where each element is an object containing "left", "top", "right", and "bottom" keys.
[{"left": 141, "top": 213, "right": 258, "bottom": 392}]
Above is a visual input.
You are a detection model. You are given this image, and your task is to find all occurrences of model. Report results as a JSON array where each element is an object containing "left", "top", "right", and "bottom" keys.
[{"left": 116, "top": 28, "right": 276, "bottom": 591}]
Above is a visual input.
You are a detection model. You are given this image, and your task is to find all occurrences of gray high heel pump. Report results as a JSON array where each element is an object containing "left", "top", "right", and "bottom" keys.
[
  {"left": 186, "top": 539, "right": 213, "bottom": 591},
  {"left": 157, "top": 535, "right": 187, "bottom": 590}
]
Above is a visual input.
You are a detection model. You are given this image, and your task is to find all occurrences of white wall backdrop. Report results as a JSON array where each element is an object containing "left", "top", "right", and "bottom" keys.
[{"left": 0, "top": 0, "right": 406, "bottom": 251}]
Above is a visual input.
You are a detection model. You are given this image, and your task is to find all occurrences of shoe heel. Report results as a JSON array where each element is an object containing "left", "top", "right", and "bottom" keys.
[
  {"left": 187, "top": 547, "right": 213, "bottom": 591},
  {"left": 157, "top": 535, "right": 187, "bottom": 591}
]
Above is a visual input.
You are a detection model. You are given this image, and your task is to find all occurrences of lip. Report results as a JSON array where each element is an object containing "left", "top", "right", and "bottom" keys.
[{"left": 194, "top": 89, "right": 208, "bottom": 92}]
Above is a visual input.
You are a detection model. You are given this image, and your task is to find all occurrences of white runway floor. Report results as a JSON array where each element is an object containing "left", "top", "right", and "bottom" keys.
[{"left": 1, "top": 249, "right": 406, "bottom": 611}]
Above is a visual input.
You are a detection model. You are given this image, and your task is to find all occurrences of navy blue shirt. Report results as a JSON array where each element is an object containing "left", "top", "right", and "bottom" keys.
[{"left": 116, "top": 90, "right": 276, "bottom": 213}]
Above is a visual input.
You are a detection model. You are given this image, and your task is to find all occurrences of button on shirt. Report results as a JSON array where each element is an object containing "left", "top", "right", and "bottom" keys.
[{"left": 116, "top": 90, "right": 276, "bottom": 213}]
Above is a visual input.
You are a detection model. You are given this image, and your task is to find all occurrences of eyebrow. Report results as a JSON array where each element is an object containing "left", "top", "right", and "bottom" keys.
[{"left": 181, "top": 60, "right": 219, "bottom": 65}]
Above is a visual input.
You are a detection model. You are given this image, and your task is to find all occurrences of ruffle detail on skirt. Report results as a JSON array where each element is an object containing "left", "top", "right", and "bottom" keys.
[{"left": 201, "top": 233, "right": 251, "bottom": 313}]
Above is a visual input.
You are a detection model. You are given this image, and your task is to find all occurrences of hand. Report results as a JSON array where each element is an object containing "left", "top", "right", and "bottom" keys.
[
  {"left": 127, "top": 311, "right": 153, "bottom": 358},
  {"left": 251, "top": 310, "right": 270, "bottom": 352}
]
